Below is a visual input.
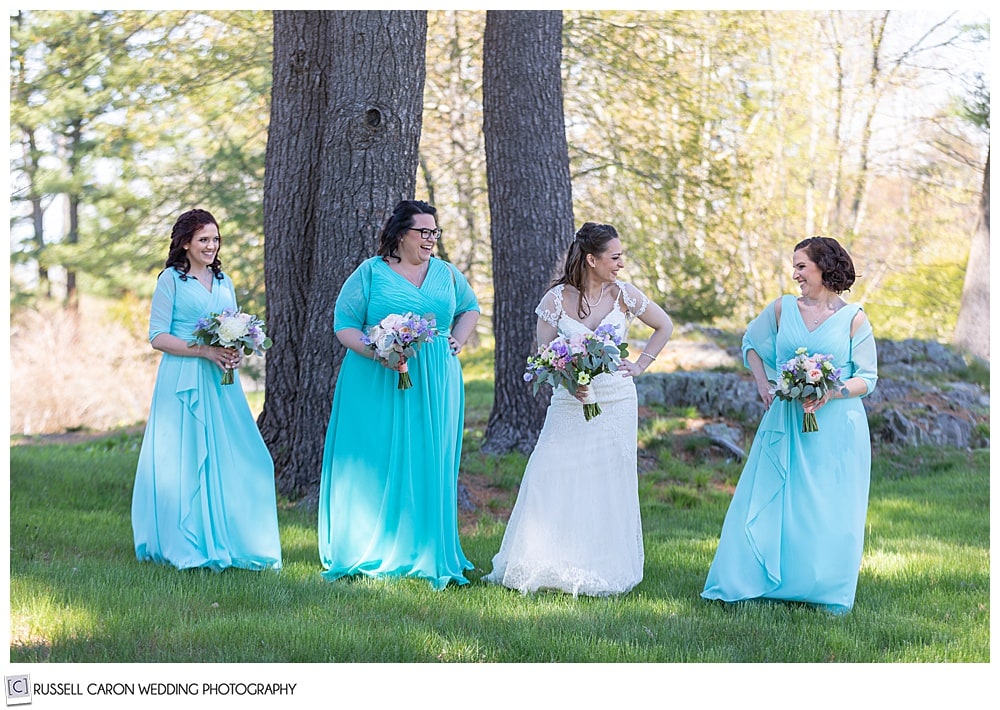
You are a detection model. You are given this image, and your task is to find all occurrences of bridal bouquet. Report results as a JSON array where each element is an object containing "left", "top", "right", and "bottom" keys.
[
  {"left": 769, "top": 347, "right": 843, "bottom": 432},
  {"left": 362, "top": 312, "right": 438, "bottom": 390},
  {"left": 190, "top": 308, "right": 273, "bottom": 385},
  {"left": 524, "top": 323, "right": 629, "bottom": 421}
]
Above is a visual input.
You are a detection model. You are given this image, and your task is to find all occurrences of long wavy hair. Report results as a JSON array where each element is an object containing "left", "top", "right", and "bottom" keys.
[
  {"left": 794, "top": 236, "right": 856, "bottom": 294},
  {"left": 377, "top": 200, "right": 437, "bottom": 263},
  {"left": 554, "top": 222, "right": 620, "bottom": 318},
  {"left": 163, "top": 208, "right": 224, "bottom": 281}
]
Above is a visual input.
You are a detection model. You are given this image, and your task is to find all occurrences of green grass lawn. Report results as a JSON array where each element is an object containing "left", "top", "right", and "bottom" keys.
[
  {"left": 8, "top": 431, "right": 988, "bottom": 665},
  {"left": 5, "top": 347, "right": 991, "bottom": 707}
]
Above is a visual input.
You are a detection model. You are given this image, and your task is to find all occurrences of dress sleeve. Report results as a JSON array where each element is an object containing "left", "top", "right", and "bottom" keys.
[
  {"left": 849, "top": 312, "right": 878, "bottom": 396},
  {"left": 534, "top": 287, "right": 562, "bottom": 329},
  {"left": 450, "top": 262, "right": 480, "bottom": 316},
  {"left": 617, "top": 281, "right": 649, "bottom": 319},
  {"left": 742, "top": 299, "right": 779, "bottom": 381},
  {"left": 334, "top": 259, "right": 372, "bottom": 332},
  {"left": 148, "top": 270, "right": 176, "bottom": 342}
]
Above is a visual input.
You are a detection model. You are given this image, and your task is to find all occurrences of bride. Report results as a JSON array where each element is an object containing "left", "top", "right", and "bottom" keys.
[{"left": 483, "top": 222, "right": 673, "bottom": 597}]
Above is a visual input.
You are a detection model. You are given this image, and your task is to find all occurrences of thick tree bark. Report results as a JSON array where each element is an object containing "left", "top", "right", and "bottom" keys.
[
  {"left": 260, "top": 10, "right": 427, "bottom": 498},
  {"left": 481, "top": 10, "right": 573, "bottom": 454},
  {"left": 952, "top": 149, "right": 989, "bottom": 361}
]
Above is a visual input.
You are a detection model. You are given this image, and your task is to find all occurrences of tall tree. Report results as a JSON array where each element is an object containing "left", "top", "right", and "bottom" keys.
[
  {"left": 480, "top": 10, "right": 573, "bottom": 454},
  {"left": 260, "top": 10, "right": 428, "bottom": 497},
  {"left": 952, "top": 149, "right": 989, "bottom": 361},
  {"left": 9, "top": 10, "right": 275, "bottom": 313}
]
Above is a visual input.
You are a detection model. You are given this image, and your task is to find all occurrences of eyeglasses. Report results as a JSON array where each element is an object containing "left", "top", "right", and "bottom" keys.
[{"left": 408, "top": 227, "right": 443, "bottom": 241}]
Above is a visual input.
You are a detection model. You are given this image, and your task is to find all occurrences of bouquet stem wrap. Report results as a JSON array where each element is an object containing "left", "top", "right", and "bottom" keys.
[{"left": 580, "top": 387, "right": 601, "bottom": 421}]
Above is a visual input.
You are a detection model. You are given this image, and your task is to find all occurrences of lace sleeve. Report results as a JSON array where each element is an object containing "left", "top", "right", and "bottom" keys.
[
  {"left": 617, "top": 281, "right": 649, "bottom": 319},
  {"left": 534, "top": 285, "right": 563, "bottom": 328}
]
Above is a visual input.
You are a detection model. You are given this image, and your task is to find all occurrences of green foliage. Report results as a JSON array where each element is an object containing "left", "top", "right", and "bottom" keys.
[
  {"left": 10, "top": 10, "right": 273, "bottom": 314},
  {"left": 863, "top": 259, "right": 968, "bottom": 342},
  {"left": 9, "top": 9, "right": 988, "bottom": 340}
]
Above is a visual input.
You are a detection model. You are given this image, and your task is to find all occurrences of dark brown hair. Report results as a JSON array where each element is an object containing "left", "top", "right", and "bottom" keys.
[
  {"left": 794, "top": 236, "right": 856, "bottom": 294},
  {"left": 164, "top": 208, "right": 223, "bottom": 281},
  {"left": 377, "top": 200, "right": 437, "bottom": 263},
  {"left": 555, "top": 222, "right": 620, "bottom": 318}
]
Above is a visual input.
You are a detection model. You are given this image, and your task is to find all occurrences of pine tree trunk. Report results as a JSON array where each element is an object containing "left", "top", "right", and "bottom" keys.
[
  {"left": 260, "top": 10, "right": 427, "bottom": 498},
  {"left": 481, "top": 10, "right": 573, "bottom": 454}
]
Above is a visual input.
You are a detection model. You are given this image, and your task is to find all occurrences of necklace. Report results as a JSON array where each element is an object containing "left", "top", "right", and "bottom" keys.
[
  {"left": 583, "top": 283, "right": 606, "bottom": 308},
  {"left": 396, "top": 261, "right": 428, "bottom": 287},
  {"left": 801, "top": 297, "right": 838, "bottom": 324}
]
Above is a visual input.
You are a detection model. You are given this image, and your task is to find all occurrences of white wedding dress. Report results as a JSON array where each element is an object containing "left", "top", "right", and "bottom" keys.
[{"left": 484, "top": 283, "right": 645, "bottom": 597}]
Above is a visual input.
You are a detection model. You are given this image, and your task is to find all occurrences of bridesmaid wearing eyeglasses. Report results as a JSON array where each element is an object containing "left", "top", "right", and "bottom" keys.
[{"left": 318, "top": 199, "right": 480, "bottom": 590}]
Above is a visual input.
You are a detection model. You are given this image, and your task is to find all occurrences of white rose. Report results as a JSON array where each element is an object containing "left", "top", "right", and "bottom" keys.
[
  {"left": 375, "top": 332, "right": 395, "bottom": 352},
  {"left": 381, "top": 314, "right": 405, "bottom": 329},
  {"left": 217, "top": 317, "right": 249, "bottom": 344}
]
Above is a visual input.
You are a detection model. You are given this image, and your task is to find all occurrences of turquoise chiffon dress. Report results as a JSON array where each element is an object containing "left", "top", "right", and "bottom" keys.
[
  {"left": 319, "top": 256, "right": 480, "bottom": 590},
  {"left": 131, "top": 268, "right": 282, "bottom": 571},
  {"left": 701, "top": 294, "right": 878, "bottom": 613}
]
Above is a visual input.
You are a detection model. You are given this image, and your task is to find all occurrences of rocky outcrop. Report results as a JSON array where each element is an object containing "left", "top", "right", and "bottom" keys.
[{"left": 636, "top": 338, "right": 989, "bottom": 450}]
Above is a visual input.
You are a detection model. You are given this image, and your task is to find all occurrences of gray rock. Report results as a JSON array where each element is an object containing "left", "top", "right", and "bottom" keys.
[{"left": 638, "top": 356, "right": 988, "bottom": 450}]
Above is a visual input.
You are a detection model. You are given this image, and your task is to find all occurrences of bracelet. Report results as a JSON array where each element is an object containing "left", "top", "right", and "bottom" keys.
[{"left": 638, "top": 351, "right": 657, "bottom": 362}]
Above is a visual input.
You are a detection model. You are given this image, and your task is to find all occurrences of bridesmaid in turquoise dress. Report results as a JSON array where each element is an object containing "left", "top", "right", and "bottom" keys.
[
  {"left": 702, "top": 236, "right": 878, "bottom": 613},
  {"left": 132, "top": 209, "right": 282, "bottom": 572},
  {"left": 319, "top": 200, "right": 480, "bottom": 590}
]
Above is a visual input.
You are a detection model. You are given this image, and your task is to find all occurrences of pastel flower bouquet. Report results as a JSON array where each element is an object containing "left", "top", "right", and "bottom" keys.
[
  {"left": 362, "top": 312, "right": 438, "bottom": 390},
  {"left": 524, "top": 323, "right": 630, "bottom": 421},
  {"left": 769, "top": 347, "right": 844, "bottom": 432},
  {"left": 190, "top": 308, "right": 273, "bottom": 385}
]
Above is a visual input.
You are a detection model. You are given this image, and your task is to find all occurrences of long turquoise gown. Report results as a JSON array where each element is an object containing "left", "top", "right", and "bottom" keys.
[
  {"left": 131, "top": 268, "right": 282, "bottom": 572},
  {"left": 319, "top": 256, "right": 480, "bottom": 590},
  {"left": 701, "top": 294, "right": 878, "bottom": 613}
]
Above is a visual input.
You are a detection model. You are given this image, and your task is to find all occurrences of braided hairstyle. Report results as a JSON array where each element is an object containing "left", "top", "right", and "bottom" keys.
[
  {"left": 377, "top": 200, "right": 437, "bottom": 263},
  {"left": 163, "top": 208, "right": 224, "bottom": 281},
  {"left": 794, "top": 236, "right": 856, "bottom": 294},
  {"left": 554, "top": 222, "right": 620, "bottom": 318}
]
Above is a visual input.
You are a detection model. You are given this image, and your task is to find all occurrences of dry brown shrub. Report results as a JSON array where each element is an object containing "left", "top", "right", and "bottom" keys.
[{"left": 9, "top": 295, "right": 159, "bottom": 435}]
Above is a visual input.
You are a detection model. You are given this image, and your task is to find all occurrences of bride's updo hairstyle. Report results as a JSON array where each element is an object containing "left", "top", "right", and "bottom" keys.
[
  {"left": 555, "top": 222, "right": 620, "bottom": 318},
  {"left": 794, "top": 236, "right": 857, "bottom": 294}
]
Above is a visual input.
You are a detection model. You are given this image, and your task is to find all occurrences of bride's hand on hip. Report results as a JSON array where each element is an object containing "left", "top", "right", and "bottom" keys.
[{"left": 619, "top": 360, "right": 642, "bottom": 378}]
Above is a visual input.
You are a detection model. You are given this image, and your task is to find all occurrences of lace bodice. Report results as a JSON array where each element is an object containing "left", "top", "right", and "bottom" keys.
[{"left": 536, "top": 282, "right": 647, "bottom": 339}]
